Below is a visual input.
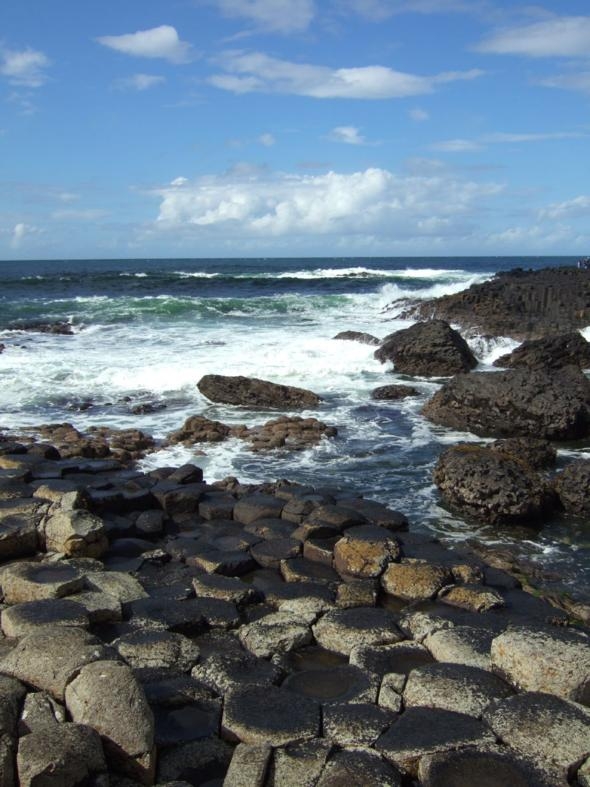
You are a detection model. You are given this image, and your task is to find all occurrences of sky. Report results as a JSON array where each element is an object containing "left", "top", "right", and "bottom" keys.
[{"left": 2, "top": 0, "right": 590, "bottom": 259}]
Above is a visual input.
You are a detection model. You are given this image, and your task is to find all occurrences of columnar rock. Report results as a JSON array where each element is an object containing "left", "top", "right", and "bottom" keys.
[
  {"left": 374, "top": 320, "right": 477, "bottom": 376},
  {"left": 197, "top": 374, "right": 321, "bottom": 409},
  {"left": 494, "top": 331, "right": 590, "bottom": 370},
  {"left": 65, "top": 660, "right": 155, "bottom": 783},
  {"left": 42, "top": 501, "right": 108, "bottom": 557},
  {"left": 433, "top": 444, "right": 553, "bottom": 524},
  {"left": 423, "top": 366, "right": 590, "bottom": 440}
]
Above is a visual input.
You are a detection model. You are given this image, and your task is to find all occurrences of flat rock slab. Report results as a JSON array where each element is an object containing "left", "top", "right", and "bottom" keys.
[
  {"left": 322, "top": 703, "right": 397, "bottom": 746},
  {"left": 114, "top": 630, "right": 200, "bottom": 672},
  {"left": 350, "top": 641, "right": 434, "bottom": 689},
  {"left": 418, "top": 746, "right": 566, "bottom": 787},
  {"left": 250, "top": 538, "right": 301, "bottom": 569},
  {"left": 222, "top": 684, "right": 320, "bottom": 746},
  {"left": 192, "top": 573, "right": 260, "bottom": 607},
  {"left": 269, "top": 740, "right": 332, "bottom": 787},
  {"left": 313, "top": 607, "right": 403, "bottom": 656},
  {"left": 197, "top": 374, "right": 321, "bottom": 409},
  {"left": 491, "top": 625, "right": 590, "bottom": 702},
  {"left": 403, "top": 662, "right": 513, "bottom": 718},
  {"left": 0, "top": 515, "right": 38, "bottom": 559},
  {"left": 156, "top": 737, "right": 233, "bottom": 784},
  {"left": 483, "top": 691, "right": 590, "bottom": 776},
  {"left": 282, "top": 664, "right": 379, "bottom": 704},
  {"left": 376, "top": 707, "right": 496, "bottom": 777},
  {"left": 333, "top": 526, "right": 401, "bottom": 578},
  {"left": 424, "top": 625, "right": 495, "bottom": 670},
  {"left": 223, "top": 743, "right": 272, "bottom": 787},
  {"left": 439, "top": 584, "right": 505, "bottom": 613},
  {"left": 239, "top": 611, "right": 313, "bottom": 658},
  {"left": 316, "top": 748, "right": 402, "bottom": 787},
  {"left": 192, "top": 651, "right": 283, "bottom": 694},
  {"left": 0, "top": 627, "right": 114, "bottom": 700},
  {"left": 1, "top": 560, "right": 84, "bottom": 604},
  {"left": 381, "top": 560, "right": 453, "bottom": 601},
  {"left": 1, "top": 597, "right": 89, "bottom": 638}
]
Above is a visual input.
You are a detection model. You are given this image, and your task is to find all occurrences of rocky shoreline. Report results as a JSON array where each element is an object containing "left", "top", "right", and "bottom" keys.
[{"left": 0, "top": 434, "right": 589, "bottom": 786}]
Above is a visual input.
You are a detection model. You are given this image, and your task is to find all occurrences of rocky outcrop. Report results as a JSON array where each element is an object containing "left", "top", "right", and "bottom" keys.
[
  {"left": 8, "top": 320, "right": 74, "bottom": 335},
  {"left": 398, "top": 266, "right": 590, "bottom": 340},
  {"left": 374, "top": 320, "right": 477, "bottom": 376},
  {"left": 494, "top": 332, "right": 590, "bottom": 370},
  {"left": 553, "top": 459, "right": 590, "bottom": 515},
  {"left": 433, "top": 444, "right": 554, "bottom": 525},
  {"left": 198, "top": 374, "right": 321, "bottom": 409},
  {"left": 372, "top": 384, "right": 419, "bottom": 401},
  {"left": 491, "top": 438, "right": 557, "bottom": 470},
  {"left": 333, "top": 330, "right": 380, "bottom": 346},
  {"left": 423, "top": 366, "right": 590, "bottom": 440}
]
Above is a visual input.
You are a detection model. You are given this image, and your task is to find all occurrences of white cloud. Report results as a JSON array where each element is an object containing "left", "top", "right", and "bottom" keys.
[
  {"left": 11, "top": 222, "right": 41, "bottom": 248},
  {"left": 114, "top": 73, "right": 166, "bottom": 91},
  {"left": 0, "top": 47, "right": 51, "bottom": 87},
  {"left": 409, "top": 107, "right": 429, "bottom": 121},
  {"left": 433, "top": 130, "right": 586, "bottom": 152},
  {"left": 258, "top": 132, "right": 275, "bottom": 146},
  {"left": 97, "top": 26, "right": 193, "bottom": 64},
  {"left": 329, "top": 126, "right": 366, "bottom": 145},
  {"left": 431, "top": 139, "right": 483, "bottom": 152},
  {"left": 149, "top": 167, "right": 503, "bottom": 243},
  {"left": 476, "top": 16, "right": 590, "bottom": 57},
  {"left": 340, "top": 0, "right": 479, "bottom": 21},
  {"left": 539, "top": 72, "right": 590, "bottom": 95},
  {"left": 214, "top": 0, "right": 315, "bottom": 33},
  {"left": 209, "top": 50, "right": 483, "bottom": 99},
  {"left": 539, "top": 195, "right": 590, "bottom": 220}
]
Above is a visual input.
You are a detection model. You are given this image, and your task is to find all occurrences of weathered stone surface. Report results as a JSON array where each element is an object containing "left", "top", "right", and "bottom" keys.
[
  {"left": 197, "top": 374, "right": 321, "bottom": 409},
  {"left": 378, "top": 675, "right": 403, "bottom": 713},
  {"left": 192, "top": 573, "right": 259, "bottom": 607},
  {"left": 333, "top": 330, "right": 380, "bottom": 345},
  {"left": 424, "top": 625, "right": 495, "bottom": 670},
  {"left": 156, "top": 738, "right": 232, "bottom": 784},
  {"left": 282, "top": 663, "right": 379, "bottom": 705},
  {"left": 167, "top": 415, "right": 233, "bottom": 445},
  {"left": 18, "top": 691, "right": 66, "bottom": 734},
  {"left": 223, "top": 743, "right": 271, "bottom": 787},
  {"left": 17, "top": 722, "right": 106, "bottom": 787},
  {"left": 281, "top": 557, "right": 339, "bottom": 585},
  {"left": 336, "top": 577, "right": 378, "bottom": 608},
  {"left": 222, "top": 684, "right": 320, "bottom": 746},
  {"left": 381, "top": 559, "right": 452, "bottom": 601},
  {"left": 554, "top": 459, "right": 590, "bottom": 515},
  {"left": 494, "top": 331, "right": 590, "bottom": 370},
  {"left": 312, "top": 607, "right": 403, "bottom": 656},
  {"left": 234, "top": 494, "right": 285, "bottom": 525},
  {"left": 239, "top": 612, "right": 313, "bottom": 658},
  {"left": 1, "top": 561, "right": 84, "bottom": 604},
  {"left": 350, "top": 641, "right": 434, "bottom": 687},
  {"left": 65, "top": 660, "right": 155, "bottom": 783},
  {"left": 250, "top": 538, "right": 301, "bottom": 569},
  {"left": 491, "top": 625, "right": 590, "bottom": 702},
  {"left": 333, "top": 525, "right": 400, "bottom": 578},
  {"left": 269, "top": 740, "right": 332, "bottom": 787},
  {"left": 491, "top": 437, "right": 557, "bottom": 470},
  {"left": 0, "top": 627, "right": 113, "bottom": 700},
  {"left": 84, "top": 569, "right": 148, "bottom": 603},
  {"left": 439, "top": 584, "right": 505, "bottom": 613},
  {"left": 376, "top": 707, "right": 495, "bottom": 777},
  {"left": 191, "top": 651, "right": 282, "bottom": 694},
  {"left": 242, "top": 416, "right": 337, "bottom": 452},
  {"left": 114, "top": 630, "right": 200, "bottom": 672},
  {"left": 69, "top": 589, "right": 123, "bottom": 623},
  {"left": 398, "top": 611, "right": 455, "bottom": 643},
  {"left": 403, "top": 662, "right": 513, "bottom": 718},
  {"left": 418, "top": 747, "right": 565, "bottom": 787},
  {"left": 483, "top": 692, "right": 590, "bottom": 776},
  {"left": 371, "top": 384, "right": 419, "bottom": 401},
  {"left": 0, "top": 515, "right": 38, "bottom": 559},
  {"left": 423, "top": 366, "right": 590, "bottom": 441},
  {"left": 322, "top": 703, "right": 397, "bottom": 746},
  {"left": 375, "top": 320, "right": 477, "bottom": 376},
  {"left": 43, "top": 507, "right": 108, "bottom": 557},
  {"left": 316, "top": 748, "right": 402, "bottom": 787},
  {"left": 433, "top": 444, "right": 554, "bottom": 525},
  {"left": 399, "top": 266, "right": 590, "bottom": 340},
  {"left": 0, "top": 675, "right": 26, "bottom": 736},
  {"left": 1, "top": 598, "right": 89, "bottom": 638}
]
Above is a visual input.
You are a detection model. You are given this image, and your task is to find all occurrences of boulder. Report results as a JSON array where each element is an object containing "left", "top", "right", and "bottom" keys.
[
  {"left": 0, "top": 561, "right": 84, "bottom": 604},
  {"left": 65, "top": 660, "right": 155, "bottom": 783},
  {"left": 43, "top": 508, "right": 108, "bottom": 557},
  {"left": 423, "top": 366, "right": 590, "bottom": 440},
  {"left": 192, "top": 651, "right": 283, "bottom": 694},
  {"left": 241, "top": 416, "right": 337, "bottom": 452},
  {"left": 374, "top": 320, "right": 477, "bottom": 376},
  {"left": 0, "top": 515, "right": 39, "bottom": 559},
  {"left": 239, "top": 611, "right": 313, "bottom": 658},
  {"left": 197, "top": 374, "right": 321, "bottom": 409},
  {"left": 438, "top": 584, "right": 505, "bottom": 613},
  {"left": 493, "top": 332, "right": 590, "bottom": 370},
  {"left": 332, "top": 330, "right": 380, "bottom": 345},
  {"left": 18, "top": 691, "right": 66, "bottom": 734},
  {"left": 433, "top": 444, "right": 553, "bottom": 525},
  {"left": 424, "top": 625, "right": 495, "bottom": 670},
  {"left": 167, "top": 415, "right": 234, "bottom": 445},
  {"left": 490, "top": 625, "right": 590, "bottom": 702},
  {"left": 17, "top": 722, "right": 106, "bottom": 787},
  {"left": 333, "top": 525, "right": 400, "bottom": 578},
  {"left": 312, "top": 607, "right": 403, "bottom": 656},
  {"left": 491, "top": 437, "right": 557, "bottom": 469},
  {"left": 371, "top": 384, "right": 419, "bottom": 401},
  {"left": 1, "top": 598, "right": 89, "bottom": 638},
  {"left": 554, "top": 459, "right": 590, "bottom": 515},
  {"left": 381, "top": 559, "right": 453, "bottom": 601}
]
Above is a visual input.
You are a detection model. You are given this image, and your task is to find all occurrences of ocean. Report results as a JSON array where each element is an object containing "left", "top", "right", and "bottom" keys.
[{"left": 1, "top": 256, "right": 588, "bottom": 599}]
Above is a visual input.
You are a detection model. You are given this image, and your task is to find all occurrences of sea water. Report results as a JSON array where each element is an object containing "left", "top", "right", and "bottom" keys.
[{"left": 1, "top": 256, "right": 588, "bottom": 598}]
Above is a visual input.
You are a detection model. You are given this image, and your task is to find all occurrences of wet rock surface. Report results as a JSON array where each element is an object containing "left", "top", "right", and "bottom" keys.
[
  {"left": 197, "top": 374, "right": 321, "bottom": 409},
  {"left": 494, "top": 331, "right": 590, "bottom": 370},
  {"left": 0, "top": 442, "right": 588, "bottom": 786}
]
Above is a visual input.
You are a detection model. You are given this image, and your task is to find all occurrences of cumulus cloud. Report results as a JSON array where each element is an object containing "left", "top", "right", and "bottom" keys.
[
  {"left": 149, "top": 167, "right": 503, "bottom": 244},
  {"left": 214, "top": 0, "right": 315, "bottom": 33},
  {"left": 97, "top": 26, "right": 193, "bottom": 64},
  {"left": 10, "top": 222, "right": 41, "bottom": 248},
  {"left": 114, "top": 73, "right": 166, "bottom": 91},
  {"left": 539, "top": 195, "right": 590, "bottom": 220},
  {"left": 209, "top": 50, "right": 483, "bottom": 99},
  {"left": 0, "top": 47, "right": 51, "bottom": 87},
  {"left": 476, "top": 16, "right": 590, "bottom": 57},
  {"left": 329, "top": 126, "right": 366, "bottom": 145}
]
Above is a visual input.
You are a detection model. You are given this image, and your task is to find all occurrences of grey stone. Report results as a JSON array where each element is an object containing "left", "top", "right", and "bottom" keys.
[
  {"left": 270, "top": 740, "right": 332, "bottom": 787},
  {"left": 223, "top": 743, "right": 271, "bottom": 787},
  {"left": 439, "top": 584, "right": 505, "bottom": 613},
  {"left": 222, "top": 684, "right": 320, "bottom": 746},
  {"left": 233, "top": 494, "right": 285, "bottom": 525},
  {"left": 381, "top": 560, "right": 453, "bottom": 601},
  {"left": 43, "top": 508, "right": 108, "bottom": 558},
  {"left": 192, "top": 573, "right": 260, "bottom": 607},
  {"left": 491, "top": 625, "right": 590, "bottom": 702},
  {"left": 239, "top": 611, "right": 313, "bottom": 658},
  {"left": 114, "top": 630, "right": 200, "bottom": 672},
  {"left": 378, "top": 675, "right": 403, "bottom": 713},
  {"left": 350, "top": 641, "right": 434, "bottom": 685},
  {"left": 157, "top": 738, "right": 233, "bottom": 784},
  {"left": 483, "top": 691, "right": 590, "bottom": 777},
  {"left": 250, "top": 538, "right": 301, "bottom": 569},
  {"left": 0, "top": 515, "right": 38, "bottom": 560},
  {"left": 316, "top": 748, "right": 402, "bottom": 787},
  {"left": 0, "top": 627, "right": 112, "bottom": 700},
  {"left": 68, "top": 589, "right": 122, "bottom": 623},
  {"left": 18, "top": 691, "right": 66, "bottom": 735},
  {"left": 17, "top": 722, "right": 106, "bottom": 787},
  {"left": 322, "top": 703, "right": 397, "bottom": 746},
  {"left": 398, "top": 611, "right": 455, "bottom": 642},
  {"left": 1, "top": 598, "right": 89, "bottom": 638},
  {"left": 313, "top": 607, "right": 403, "bottom": 656},
  {"left": 0, "top": 561, "right": 84, "bottom": 604},
  {"left": 282, "top": 664, "right": 379, "bottom": 705},
  {"left": 424, "top": 625, "right": 495, "bottom": 670},
  {"left": 84, "top": 570, "right": 148, "bottom": 603},
  {"left": 192, "top": 650, "right": 283, "bottom": 694},
  {"left": 0, "top": 676, "right": 26, "bottom": 737},
  {"left": 66, "top": 660, "right": 155, "bottom": 783}
]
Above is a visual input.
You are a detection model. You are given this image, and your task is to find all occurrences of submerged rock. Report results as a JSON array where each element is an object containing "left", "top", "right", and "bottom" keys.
[
  {"left": 197, "top": 374, "right": 321, "bottom": 409},
  {"left": 374, "top": 320, "right": 477, "bottom": 376},
  {"left": 332, "top": 330, "right": 380, "bottom": 346},
  {"left": 371, "top": 384, "right": 419, "bottom": 401}
]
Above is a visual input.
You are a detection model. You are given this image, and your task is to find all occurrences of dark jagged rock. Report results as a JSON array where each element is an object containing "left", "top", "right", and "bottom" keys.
[
  {"left": 332, "top": 330, "right": 381, "bottom": 346},
  {"left": 372, "top": 384, "right": 419, "bottom": 401},
  {"left": 398, "top": 266, "right": 590, "bottom": 340},
  {"left": 423, "top": 366, "right": 590, "bottom": 440},
  {"left": 8, "top": 320, "right": 74, "bottom": 335},
  {"left": 168, "top": 415, "right": 235, "bottom": 445},
  {"left": 374, "top": 320, "right": 477, "bottom": 377},
  {"left": 491, "top": 438, "right": 557, "bottom": 470},
  {"left": 553, "top": 459, "right": 590, "bottom": 515},
  {"left": 494, "top": 332, "right": 590, "bottom": 370},
  {"left": 433, "top": 444, "right": 554, "bottom": 525},
  {"left": 197, "top": 374, "right": 321, "bottom": 409},
  {"left": 241, "top": 416, "right": 337, "bottom": 452}
]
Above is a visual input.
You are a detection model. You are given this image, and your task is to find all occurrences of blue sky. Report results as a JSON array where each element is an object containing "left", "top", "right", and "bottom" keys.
[{"left": 2, "top": 0, "right": 590, "bottom": 259}]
